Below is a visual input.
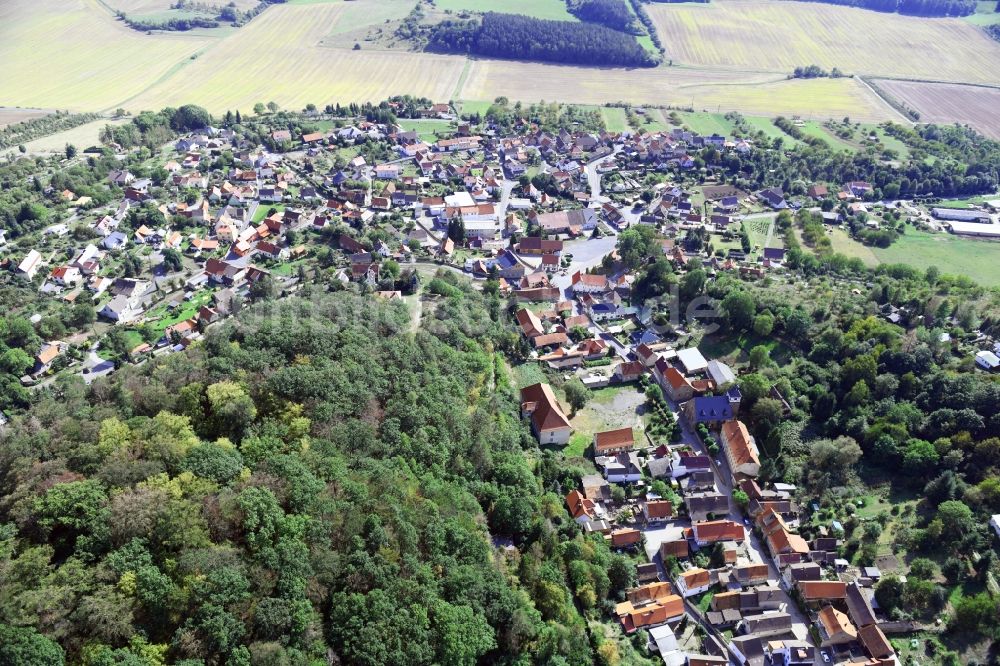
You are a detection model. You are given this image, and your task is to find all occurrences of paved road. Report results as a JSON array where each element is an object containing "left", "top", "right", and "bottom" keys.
[{"left": 583, "top": 145, "right": 622, "bottom": 204}]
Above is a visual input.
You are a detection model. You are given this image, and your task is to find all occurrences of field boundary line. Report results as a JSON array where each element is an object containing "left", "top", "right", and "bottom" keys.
[
  {"left": 452, "top": 58, "right": 473, "bottom": 101},
  {"left": 855, "top": 77, "right": 914, "bottom": 124}
]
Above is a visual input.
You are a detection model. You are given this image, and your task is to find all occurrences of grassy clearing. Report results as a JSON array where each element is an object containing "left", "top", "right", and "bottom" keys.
[
  {"left": 963, "top": 0, "right": 1000, "bottom": 25},
  {"left": 319, "top": 0, "right": 413, "bottom": 41},
  {"left": 806, "top": 226, "right": 1000, "bottom": 286},
  {"left": 867, "top": 125, "right": 911, "bottom": 160},
  {"left": 646, "top": 0, "right": 1000, "bottom": 84},
  {"left": 827, "top": 227, "right": 880, "bottom": 267},
  {"left": 742, "top": 115, "right": 802, "bottom": 145},
  {"left": 599, "top": 107, "right": 629, "bottom": 133},
  {"left": 633, "top": 110, "right": 667, "bottom": 132},
  {"left": 397, "top": 118, "right": 453, "bottom": 142},
  {"left": 672, "top": 112, "right": 734, "bottom": 135},
  {"left": 698, "top": 331, "right": 794, "bottom": 367},
  {"left": 432, "top": 0, "right": 575, "bottom": 20},
  {"left": 872, "top": 228, "right": 1000, "bottom": 286},
  {"left": 798, "top": 121, "right": 855, "bottom": 151}
]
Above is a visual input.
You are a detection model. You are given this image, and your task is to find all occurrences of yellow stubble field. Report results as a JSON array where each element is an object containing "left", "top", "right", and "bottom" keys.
[
  {"left": 647, "top": 0, "right": 1000, "bottom": 84},
  {"left": 124, "top": 3, "right": 468, "bottom": 114},
  {"left": 460, "top": 59, "right": 899, "bottom": 122},
  {"left": 0, "top": 0, "right": 212, "bottom": 111}
]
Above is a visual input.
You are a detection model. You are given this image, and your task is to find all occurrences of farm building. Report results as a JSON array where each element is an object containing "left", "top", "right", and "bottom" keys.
[
  {"left": 946, "top": 220, "right": 1000, "bottom": 238},
  {"left": 931, "top": 207, "right": 991, "bottom": 223}
]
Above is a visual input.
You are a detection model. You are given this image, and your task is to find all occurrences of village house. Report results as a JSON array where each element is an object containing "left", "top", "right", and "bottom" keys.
[
  {"left": 675, "top": 567, "right": 712, "bottom": 597},
  {"left": 593, "top": 427, "right": 635, "bottom": 456},
  {"left": 17, "top": 250, "right": 43, "bottom": 279},
  {"left": 520, "top": 383, "right": 573, "bottom": 445},
  {"left": 683, "top": 395, "right": 734, "bottom": 428},
  {"left": 691, "top": 520, "right": 745, "bottom": 547},
  {"left": 720, "top": 420, "right": 761, "bottom": 479}
]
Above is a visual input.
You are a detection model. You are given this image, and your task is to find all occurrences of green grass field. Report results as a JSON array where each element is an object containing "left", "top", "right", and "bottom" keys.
[
  {"left": 432, "top": 0, "right": 574, "bottom": 20},
  {"left": 672, "top": 111, "right": 735, "bottom": 135},
  {"left": 742, "top": 115, "right": 802, "bottom": 145},
  {"left": 799, "top": 121, "right": 855, "bottom": 152},
  {"left": 599, "top": 107, "right": 629, "bottom": 133},
  {"left": 744, "top": 215, "right": 780, "bottom": 251},
  {"left": 873, "top": 228, "right": 1000, "bottom": 286},
  {"left": 963, "top": 0, "right": 1000, "bottom": 25},
  {"left": 827, "top": 227, "right": 880, "bottom": 267},
  {"left": 867, "top": 125, "right": 911, "bottom": 160},
  {"left": 397, "top": 118, "right": 453, "bottom": 141},
  {"left": 811, "top": 226, "right": 1000, "bottom": 286}
]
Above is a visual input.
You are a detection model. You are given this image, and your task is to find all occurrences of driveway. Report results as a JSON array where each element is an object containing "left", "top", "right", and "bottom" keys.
[
  {"left": 80, "top": 349, "right": 115, "bottom": 385},
  {"left": 642, "top": 522, "right": 690, "bottom": 562},
  {"left": 550, "top": 234, "right": 618, "bottom": 298}
]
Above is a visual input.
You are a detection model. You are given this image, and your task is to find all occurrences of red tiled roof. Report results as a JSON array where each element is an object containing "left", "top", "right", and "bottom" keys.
[
  {"left": 645, "top": 500, "right": 673, "bottom": 520},
  {"left": 520, "top": 383, "right": 571, "bottom": 434},
  {"left": 798, "top": 581, "right": 848, "bottom": 601},
  {"left": 566, "top": 489, "right": 596, "bottom": 520},
  {"left": 693, "top": 520, "right": 745, "bottom": 543},
  {"left": 610, "top": 528, "right": 641, "bottom": 547},
  {"left": 594, "top": 427, "right": 635, "bottom": 454}
]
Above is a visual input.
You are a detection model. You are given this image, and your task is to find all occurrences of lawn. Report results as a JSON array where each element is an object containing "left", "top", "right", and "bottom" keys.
[
  {"left": 397, "top": 118, "right": 453, "bottom": 142},
  {"left": 872, "top": 228, "right": 1000, "bottom": 287},
  {"left": 672, "top": 112, "right": 735, "bottom": 136},
  {"left": 698, "top": 331, "right": 793, "bottom": 367},
  {"left": 432, "top": 0, "right": 575, "bottom": 20},
  {"left": 743, "top": 215, "right": 780, "bottom": 251},
  {"left": 253, "top": 203, "right": 284, "bottom": 222},
  {"left": 798, "top": 121, "right": 855, "bottom": 152},
  {"left": 827, "top": 227, "right": 880, "bottom": 267},
  {"left": 146, "top": 290, "right": 214, "bottom": 335},
  {"left": 742, "top": 115, "right": 803, "bottom": 145},
  {"left": 599, "top": 107, "right": 629, "bottom": 133}
]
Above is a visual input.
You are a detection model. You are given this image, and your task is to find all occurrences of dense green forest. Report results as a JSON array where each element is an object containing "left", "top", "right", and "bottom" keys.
[
  {"left": 566, "top": 0, "right": 638, "bottom": 33},
  {"left": 426, "top": 12, "right": 659, "bottom": 67},
  {"left": 731, "top": 123, "right": 1000, "bottom": 199},
  {"left": 0, "top": 279, "right": 637, "bottom": 665},
  {"left": 794, "top": 0, "right": 976, "bottom": 16}
]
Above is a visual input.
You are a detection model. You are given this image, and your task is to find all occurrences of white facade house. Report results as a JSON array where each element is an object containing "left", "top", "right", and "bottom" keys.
[{"left": 975, "top": 350, "right": 1000, "bottom": 371}]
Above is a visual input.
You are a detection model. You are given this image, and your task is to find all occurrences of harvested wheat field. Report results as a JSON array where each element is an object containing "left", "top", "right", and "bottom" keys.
[
  {"left": 460, "top": 60, "right": 898, "bottom": 121},
  {"left": 0, "top": 0, "right": 212, "bottom": 111},
  {"left": 875, "top": 80, "right": 1000, "bottom": 139},
  {"left": 125, "top": 3, "right": 466, "bottom": 113},
  {"left": 648, "top": 0, "right": 1000, "bottom": 84},
  {"left": 0, "top": 108, "right": 51, "bottom": 128}
]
